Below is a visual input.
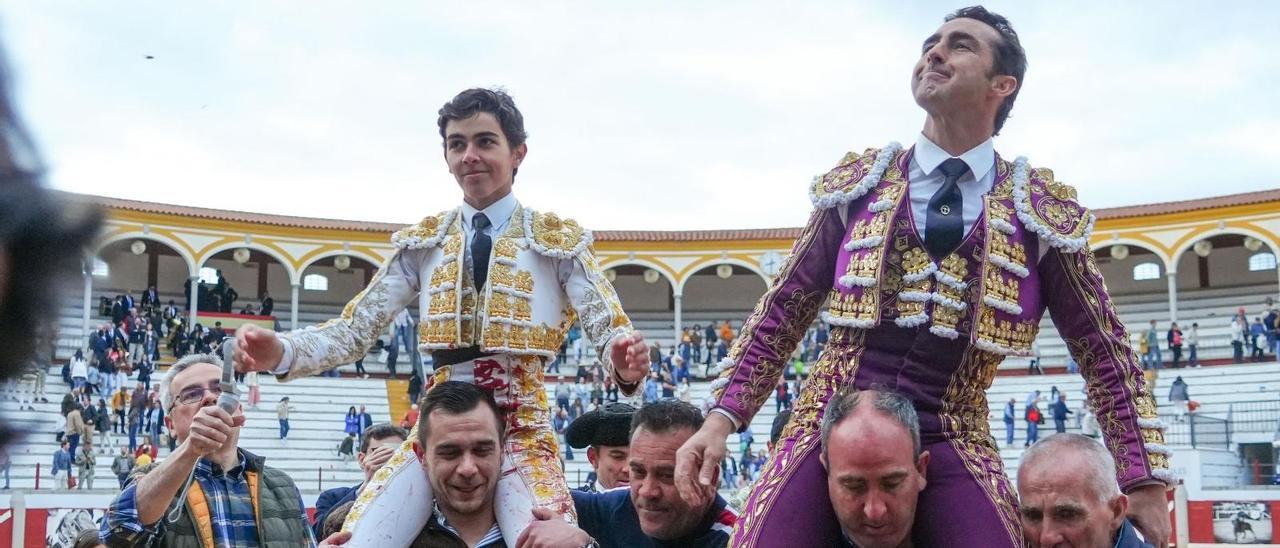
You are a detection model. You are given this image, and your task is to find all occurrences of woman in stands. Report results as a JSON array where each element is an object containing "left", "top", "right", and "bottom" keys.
[{"left": 343, "top": 406, "right": 360, "bottom": 437}]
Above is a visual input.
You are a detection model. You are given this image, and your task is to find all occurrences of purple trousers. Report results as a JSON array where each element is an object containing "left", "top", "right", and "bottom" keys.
[{"left": 729, "top": 328, "right": 1024, "bottom": 547}]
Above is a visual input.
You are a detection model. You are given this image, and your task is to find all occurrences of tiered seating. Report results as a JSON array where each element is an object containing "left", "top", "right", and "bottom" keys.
[
  {"left": 54, "top": 288, "right": 407, "bottom": 376},
  {"left": 1, "top": 368, "right": 391, "bottom": 492},
  {"left": 1026, "top": 283, "right": 1277, "bottom": 370}
]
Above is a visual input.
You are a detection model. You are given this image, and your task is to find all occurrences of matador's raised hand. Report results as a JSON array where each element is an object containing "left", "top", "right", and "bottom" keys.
[
  {"left": 233, "top": 324, "right": 284, "bottom": 373},
  {"left": 610, "top": 331, "right": 650, "bottom": 385}
]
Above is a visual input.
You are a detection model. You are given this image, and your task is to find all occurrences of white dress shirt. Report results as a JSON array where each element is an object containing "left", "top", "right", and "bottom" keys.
[{"left": 908, "top": 133, "right": 996, "bottom": 242}]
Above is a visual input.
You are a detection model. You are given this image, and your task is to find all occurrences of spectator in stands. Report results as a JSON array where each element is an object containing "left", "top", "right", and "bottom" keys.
[
  {"left": 570, "top": 398, "right": 586, "bottom": 422},
  {"left": 259, "top": 291, "right": 274, "bottom": 317},
  {"left": 816, "top": 387, "right": 928, "bottom": 548},
  {"left": 111, "top": 446, "right": 133, "bottom": 489},
  {"left": 140, "top": 285, "right": 159, "bottom": 311},
  {"left": 52, "top": 440, "right": 72, "bottom": 490},
  {"left": 1051, "top": 394, "right": 1073, "bottom": 434},
  {"left": 75, "top": 439, "right": 96, "bottom": 489},
  {"left": 1232, "top": 313, "right": 1247, "bottom": 363},
  {"left": 407, "top": 371, "right": 423, "bottom": 407},
  {"left": 604, "top": 375, "right": 619, "bottom": 403},
  {"left": 554, "top": 407, "right": 573, "bottom": 461},
  {"left": 719, "top": 320, "right": 733, "bottom": 346},
  {"left": 1266, "top": 307, "right": 1279, "bottom": 360},
  {"left": 312, "top": 423, "right": 408, "bottom": 538},
  {"left": 1186, "top": 322, "right": 1200, "bottom": 367},
  {"left": 277, "top": 396, "right": 295, "bottom": 440},
  {"left": 135, "top": 354, "right": 154, "bottom": 392},
  {"left": 555, "top": 379, "right": 571, "bottom": 411},
  {"left": 677, "top": 377, "right": 691, "bottom": 403},
  {"left": 222, "top": 282, "right": 238, "bottom": 314},
  {"left": 1144, "top": 320, "right": 1162, "bottom": 369},
  {"left": 344, "top": 406, "right": 361, "bottom": 438},
  {"left": 144, "top": 399, "right": 163, "bottom": 450},
  {"left": 704, "top": 324, "right": 718, "bottom": 368},
  {"left": 357, "top": 405, "right": 373, "bottom": 438},
  {"left": 0, "top": 447, "right": 9, "bottom": 489},
  {"left": 101, "top": 353, "right": 314, "bottom": 546},
  {"left": 1169, "top": 376, "right": 1190, "bottom": 422},
  {"left": 135, "top": 435, "right": 158, "bottom": 462},
  {"left": 1003, "top": 397, "right": 1017, "bottom": 447},
  {"left": 776, "top": 378, "right": 791, "bottom": 413},
  {"left": 400, "top": 402, "right": 420, "bottom": 430},
  {"left": 566, "top": 402, "right": 636, "bottom": 493},
  {"left": 690, "top": 325, "right": 703, "bottom": 365},
  {"left": 127, "top": 316, "right": 145, "bottom": 366},
  {"left": 660, "top": 370, "right": 676, "bottom": 399},
  {"left": 319, "top": 382, "right": 509, "bottom": 547},
  {"left": 337, "top": 432, "right": 355, "bottom": 463},
  {"left": 1167, "top": 322, "right": 1183, "bottom": 369},
  {"left": 1251, "top": 317, "right": 1267, "bottom": 360},
  {"left": 92, "top": 398, "right": 111, "bottom": 451},
  {"left": 66, "top": 403, "right": 85, "bottom": 461},
  {"left": 239, "top": 302, "right": 256, "bottom": 315},
  {"left": 1018, "top": 434, "right": 1150, "bottom": 548},
  {"left": 1025, "top": 390, "right": 1043, "bottom": 446},
  {"left": 245, "top": 370, "right": 260, "bottom": 409},
  {"left": 522, "top": 399, "right": 736, "bottom": 548},
  {"left": 70, "top": 349, "right": 90, "bottom": 392},
  {"left": 649, "top": 342, "right": 663, "bottom": 371},
  {"left": 643, "top": 372, "right": 659, "bottom": 404}
]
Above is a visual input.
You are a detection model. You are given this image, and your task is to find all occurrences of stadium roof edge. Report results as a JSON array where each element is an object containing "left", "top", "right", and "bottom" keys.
[{"left": 59, "top": 188, "right": 1280, "bottom": 242}]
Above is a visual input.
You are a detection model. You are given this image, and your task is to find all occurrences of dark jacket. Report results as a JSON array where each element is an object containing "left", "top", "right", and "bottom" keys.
[
  {"left": 1051, "top": 400, "right": 1072, "bottom": 422},
  {"left": 573, "top": 488, "right": 736, "bottom": 548},
  {"left": 1114, "top": 518, "right": 1153, "bottom": 548},
  {"left": 311, "top": 484, "right": 360, "bottom": 539}
]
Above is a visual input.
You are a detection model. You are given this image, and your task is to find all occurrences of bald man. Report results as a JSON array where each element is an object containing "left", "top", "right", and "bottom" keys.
[
  {"left": 820, "top": 388, "right": 929, "bottom": 548},
  {"left": 1017, "top": 433, "right": 1153, "bottom": 548}
]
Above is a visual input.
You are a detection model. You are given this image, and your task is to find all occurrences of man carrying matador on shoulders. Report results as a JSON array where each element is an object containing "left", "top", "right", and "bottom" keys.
[
  {"left": 675, "top": 6, "right": 1173, "bottom": 547},
  {"left": 234, "top": 88, "right": 651, "bottom": 547}
]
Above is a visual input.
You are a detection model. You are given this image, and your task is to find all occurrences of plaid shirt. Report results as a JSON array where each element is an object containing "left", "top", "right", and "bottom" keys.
[{"left": 101, "top": 450, "right": 316, "bottom": 547}]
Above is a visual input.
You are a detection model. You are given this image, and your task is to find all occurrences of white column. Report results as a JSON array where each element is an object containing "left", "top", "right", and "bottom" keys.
[
  {"left": 188, "top": 275, "right": 200, "bottom": 328},
  {"left": 1174, "top": 483, "right": 1190, "bottom": 548},
  {"left": 673, "top": 293, "right": 683, "bottom": 345},
  {"left": 1166, "top": 270, "right": 1178, "bottom": 323},
  {"left": 290, "top": 283, "right": 300, "bottom": 331},
  {"left": 82, "top": 268, "right": 93, "bottom": 342},
  {"left": 10, "top": 490, "right": 25, "bottom": 548}
]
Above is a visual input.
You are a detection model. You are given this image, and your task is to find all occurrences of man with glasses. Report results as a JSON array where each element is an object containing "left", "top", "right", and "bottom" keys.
[{"left": 100, "top": 353, "right": 315, "bottom": 547}]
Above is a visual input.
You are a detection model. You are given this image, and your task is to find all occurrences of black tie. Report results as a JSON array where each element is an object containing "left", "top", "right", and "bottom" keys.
[
  {"left": 925, "top": 158, "right": 969, "bottom": 258},
  {"left": 472, "top": 213, "right": 492, "bottom": 289}
]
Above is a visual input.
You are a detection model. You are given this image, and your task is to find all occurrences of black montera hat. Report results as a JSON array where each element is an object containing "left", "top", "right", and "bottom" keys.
[{"left": 566, "top": 402, "right": 636, "bottom": 449}]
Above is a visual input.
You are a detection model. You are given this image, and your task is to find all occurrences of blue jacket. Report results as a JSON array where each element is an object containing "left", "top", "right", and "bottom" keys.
[
  {"left": 1114, "top": 518, "right": 1153, "bottom": 548},
  {"left": 52, "top": 449, "right": 72, "bottom": 473},
  {"left": 572, "top": 488, "right": 736, "bottom": 548},
  {"left": 312, "top": 483, "right": 360, "bottom": 538},
  {"left": 344, "top": 414, "right": 361, "bottom": 435},
  {"left": 1051, "top": 400, "right": 1073, "bottom": 421}
]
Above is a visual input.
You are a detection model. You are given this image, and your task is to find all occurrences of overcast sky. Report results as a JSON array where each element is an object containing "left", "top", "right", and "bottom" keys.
[{"left": 2, "top": 1, "right": 1276, "bottom": 230}]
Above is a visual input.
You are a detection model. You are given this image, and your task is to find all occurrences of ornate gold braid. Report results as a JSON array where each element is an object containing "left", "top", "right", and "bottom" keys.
[
  {"left": 937, "top": 345, "right": 1022, "bottom": 545},
  {"left": 714, "top": 206, "right": 833, "bottom": 419},
  {"left": 1050, "top": 249, "right": 1164, "bottom": 482},
  {"left": 730, "top": 328, "right": 867, "bottom": 545}
]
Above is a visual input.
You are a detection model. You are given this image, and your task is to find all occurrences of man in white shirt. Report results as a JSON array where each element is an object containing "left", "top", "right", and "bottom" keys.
[
  {"left": 677, "top": 6, "right": 1170, "bottom": 547},
  {"left": 233, "top": 88, "right": 651, "bottom": 546}
]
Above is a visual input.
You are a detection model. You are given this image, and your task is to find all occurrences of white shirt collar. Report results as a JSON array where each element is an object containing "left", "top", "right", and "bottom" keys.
[
  {"left": 460, "top": 192, "right": 518, "bottom": 231},
  {"left": 914, "top": 134, "right": 995, "bottom": 182}
]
